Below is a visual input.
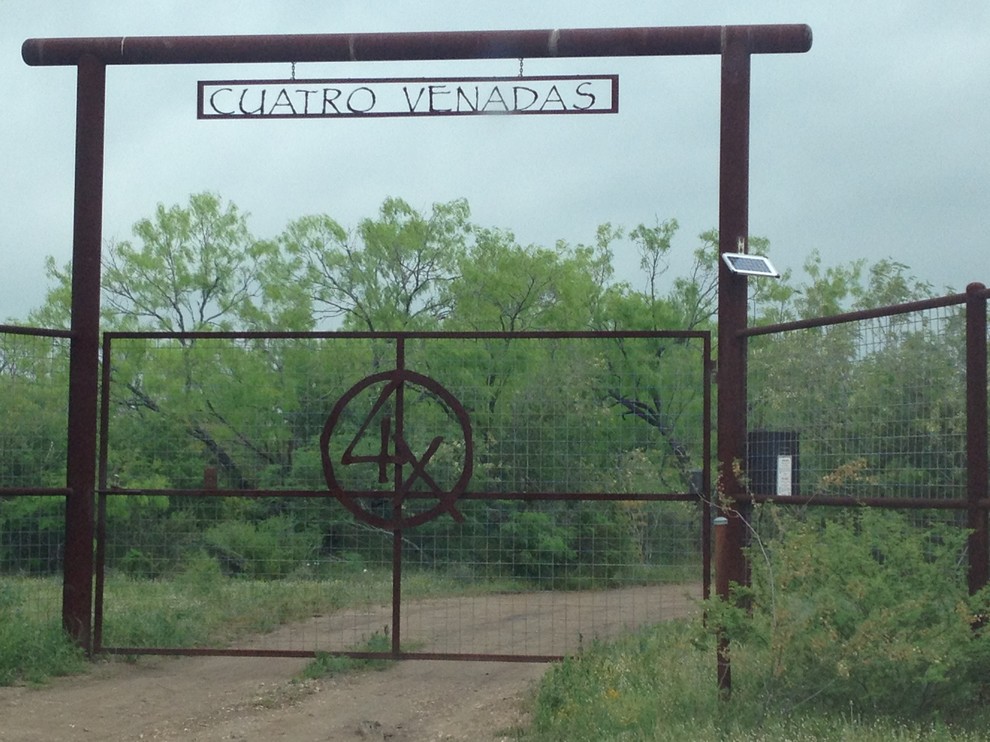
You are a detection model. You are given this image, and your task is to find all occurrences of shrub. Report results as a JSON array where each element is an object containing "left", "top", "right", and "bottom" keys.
[
  {"left": 492, "top": 503, "right": 641, "bottom": 587},
  {"left": 498, "top": 510, "right": 576, "bottom": 582},
  {"left": 529, "top": 508, "right": 990, "bottom": 740},
  {"left": 0, "top": 578, "right": 85, "bottom": 685},
  {"left": 202, "top": 515, "right": 321, "bottom": 578},
  {"left": 710, "top": 507, "right": 990, "bottom": 720}
]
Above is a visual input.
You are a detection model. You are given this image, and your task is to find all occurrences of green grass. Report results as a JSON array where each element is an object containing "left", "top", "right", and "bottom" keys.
[
  {"left": 7, "top": 562, "right": 987, "bottom": 740},
  {"left": 98, "top": 558, "right": 533, "bottom": 650},
  {"left": 524, "top": 509, "right": 990, "bottom": 741},
  {"left": 98, "top": 555, "right": 384, "bottom": 648},
  {"left": 0, "top": 561, "right": 532, "bottom": 685},
  {"left": 524, "top": 619, "right": 990, "bottom": 742},
  {"left": 298, "top": 628, "right": 395, "bottom": 679},
  {"left": 0, "top": 576, "right": 86, "bottom": 685}
]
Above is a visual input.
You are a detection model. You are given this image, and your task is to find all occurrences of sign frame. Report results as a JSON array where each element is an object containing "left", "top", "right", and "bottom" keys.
[{"left": 197, "top": 74, "right": 619, "bottom": 120}]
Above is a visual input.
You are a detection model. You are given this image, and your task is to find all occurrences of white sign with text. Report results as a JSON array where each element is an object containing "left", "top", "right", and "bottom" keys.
[{"left": 198, "top": 75, "right": 619, "bottom": 119}]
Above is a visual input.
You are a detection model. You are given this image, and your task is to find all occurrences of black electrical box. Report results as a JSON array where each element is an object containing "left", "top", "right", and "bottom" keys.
[{"left": 746, "top": 430, "right": 799, "bottom": 497}]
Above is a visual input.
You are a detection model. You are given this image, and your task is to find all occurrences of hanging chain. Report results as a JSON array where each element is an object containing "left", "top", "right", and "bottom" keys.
[
  {"left": 291, "top": 61, "right": 297, "bottom": 80},
  {"left": 518, "top": 57, "right": 524, "bottom": 77}
]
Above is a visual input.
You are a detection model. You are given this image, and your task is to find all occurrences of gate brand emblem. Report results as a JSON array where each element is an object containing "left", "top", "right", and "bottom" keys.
[
  {"left": 198, "top": 75, "right": 618, "bottom": 119},
  {"left": 320, "top": 370, "right": 473, "bottom": 530}
]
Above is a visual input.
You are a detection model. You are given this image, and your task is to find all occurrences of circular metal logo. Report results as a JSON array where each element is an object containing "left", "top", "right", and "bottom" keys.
[{"left": 320, "top": 370, "right": 473, "bottom": 530}]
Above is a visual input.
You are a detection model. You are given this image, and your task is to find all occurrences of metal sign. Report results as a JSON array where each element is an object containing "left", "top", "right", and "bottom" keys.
[{"left": 198, "top": 75, "right": 618, "bottom": 119}]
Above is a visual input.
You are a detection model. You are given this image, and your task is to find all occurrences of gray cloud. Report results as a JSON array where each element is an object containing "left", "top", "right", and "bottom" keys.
[{"left": 2, "top": 1, "right": 987, "bottom": 321}]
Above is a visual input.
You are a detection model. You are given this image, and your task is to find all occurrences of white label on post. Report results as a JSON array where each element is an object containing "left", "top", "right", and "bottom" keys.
[{"left": 776, "top": 455, "right": 793, "bottom": 496}]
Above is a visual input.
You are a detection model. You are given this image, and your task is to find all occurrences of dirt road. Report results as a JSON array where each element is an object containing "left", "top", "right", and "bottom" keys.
[
  {"left": 0, "top": 654, "right": 545, "bottom": 741},
  {"left": 0, "top": 585, "right": 698, "bottom": 741}
]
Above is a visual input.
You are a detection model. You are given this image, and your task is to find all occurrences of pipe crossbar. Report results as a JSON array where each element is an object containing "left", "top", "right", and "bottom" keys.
[{"left": 23, "top": 25, "right": 812, "bottom": 67}]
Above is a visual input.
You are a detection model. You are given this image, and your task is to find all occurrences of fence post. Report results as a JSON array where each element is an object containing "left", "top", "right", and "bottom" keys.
[
  {"left": 63, "top": 54, "right": 106, "bottom": 652},
  {"left": 967, "top": 282, "right": 989, "bottom": 595},
  {"left": 713, "top": 516, "right": 732, "bottom": 695},
  {"left": 714, "top": 25, "right": 753, "bottom": 699}
]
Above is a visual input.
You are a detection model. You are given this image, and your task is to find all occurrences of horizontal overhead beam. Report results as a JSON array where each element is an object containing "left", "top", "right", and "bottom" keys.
[{"left": 23, "top": 25, "right": 811, "bottom": 67}]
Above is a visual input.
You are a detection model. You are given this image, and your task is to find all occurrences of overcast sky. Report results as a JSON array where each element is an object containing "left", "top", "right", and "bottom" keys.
[{"left": 1, "top": 1, "right": 987, "bottom": 322}]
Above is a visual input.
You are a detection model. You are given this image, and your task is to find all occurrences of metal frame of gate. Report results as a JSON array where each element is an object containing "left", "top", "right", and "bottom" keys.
[{"left": 92, "top": 329, "right": 711, "bottom": 661}]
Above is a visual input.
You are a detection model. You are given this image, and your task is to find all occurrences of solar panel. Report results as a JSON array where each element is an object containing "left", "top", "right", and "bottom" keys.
[{"left": 721, "top": 252, "right": 780, "bottom": 277}]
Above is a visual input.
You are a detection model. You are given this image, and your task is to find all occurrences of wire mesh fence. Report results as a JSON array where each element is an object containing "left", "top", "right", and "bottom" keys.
[
  {"left": 95, "top": 331, "right": 710, "bottom": 658},
  {"left": 746, "top": 296, "right": 978, "bottom": 550},
  {"left": 0, "top": 327, "right": 71, "bottom": 632}
]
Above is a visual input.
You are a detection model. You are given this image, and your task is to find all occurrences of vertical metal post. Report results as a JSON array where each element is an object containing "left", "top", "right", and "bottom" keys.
[
  {"left": 967, "top": 282, "right": 989, "bottom": 595},
  {"left": 63, "top": 54, "right": 106, "bottom": 651},
  {"left": 204, "top": 466, "right": 219, "bottom": 490},
  {"left": 392, "top": 337, "right": 405, "bottom": 655},
  {"left": 713, "top": 516, "right": 731, "bottom": 694},
  {"left": 92, "top": 332, "right": 114, "bottom": 653},
  {"left": 714, "top": 27, "right": 753, "bottom": 696},
  {"left": 701, "top": 334, "right": 714, "bottom": 600}
]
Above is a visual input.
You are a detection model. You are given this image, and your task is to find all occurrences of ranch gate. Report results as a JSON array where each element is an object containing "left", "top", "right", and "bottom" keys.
[
  {"left": 13, "top": 24, "right": 815, "bottom": 656},
  {"left": 6, "top": 22, "right": 986, "bottom": 687},
  {"left": 91, "top": 328, "right": 712, "bottom": 660}
]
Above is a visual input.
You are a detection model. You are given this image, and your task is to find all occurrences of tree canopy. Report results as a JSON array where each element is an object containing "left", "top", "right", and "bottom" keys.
[
  {"left": 2, "top": 192, "right": 952, "bottom": 583},
  {"left": 24, "top": 191, "right": 939, "bottom": 335}
]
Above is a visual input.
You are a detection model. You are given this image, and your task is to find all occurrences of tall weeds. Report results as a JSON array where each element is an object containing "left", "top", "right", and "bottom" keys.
[{"left": 529, "top": 507, "right": 990, "bottom": 740}]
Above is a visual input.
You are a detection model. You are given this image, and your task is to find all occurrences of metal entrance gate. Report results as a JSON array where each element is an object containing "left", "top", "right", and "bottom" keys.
[
  {"left": 93, "top": 330, "right": 711, "bottom": 661},
  {"left": 22, "top": 23, "right": 812, "bottom": 651}
]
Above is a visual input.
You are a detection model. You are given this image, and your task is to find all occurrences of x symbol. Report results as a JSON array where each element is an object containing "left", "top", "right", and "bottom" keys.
[{"left": 394, "top": 435, "right": 464, "bottom": 523}]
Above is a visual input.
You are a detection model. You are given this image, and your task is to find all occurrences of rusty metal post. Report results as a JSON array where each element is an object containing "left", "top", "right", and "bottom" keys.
[
  {"left": 713, "top": 516, "right": 732, "bottom": 694},
  {"left": 714, "top": 26, "right": 755, "bottom": 697},
  {"left": 92, "top": 332, "right": 115, "bottom": 653},
  {"left": 63, "top": 53, "right": 106, "bottom": 651},
  {"left": 716, "top": 27, "right": 752, "bottom": 578},
  {"left": 967, "top": 282, "right": 989, "bottom": 595},
  {"left": 392, "top": 337, "right": 406, "bottom": 656},
  {"left": 203, "top": 466, "right": 219, "bottom": 490},
  {"left": 700, "top": 332, "right": 714, "bottom": 601}
]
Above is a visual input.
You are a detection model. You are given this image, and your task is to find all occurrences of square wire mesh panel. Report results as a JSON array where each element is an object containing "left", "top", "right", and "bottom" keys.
[
  {"left": 0, "top": 497, "right": 65, "bottom": 630},
  {"left": 97, "top": 331, "right": 709, "bottom": 658},
  {"left": 96, "top": 494, "right": 702, "bottom": 655},
  {"left": 97, "top": 495, "right": 395, "bottom": 653},
  {"left": 102, "top": 333, "right": 708, "bottom": 497},
  {"left": 0, "top": 330, "right": 70, "bottom": 491},
  {"left": 396, "top": 498, "right": 702, "bottom": 658},
  {"left": 747, "top": 304, "right": 968, "bottom": 503},
  {"left": 0, "top": 329, "right": 69, "bottom": 628}
]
